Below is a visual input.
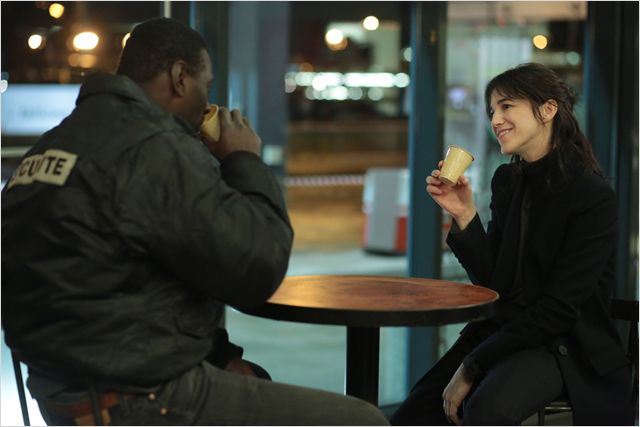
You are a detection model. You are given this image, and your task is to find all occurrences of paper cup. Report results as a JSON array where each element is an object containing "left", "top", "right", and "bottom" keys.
[
  {"left": 201, "top": 105, "right": 220, "bottom": 141},
  {"left": 439, "top": 146, "right": 474, "bottom": 186}
]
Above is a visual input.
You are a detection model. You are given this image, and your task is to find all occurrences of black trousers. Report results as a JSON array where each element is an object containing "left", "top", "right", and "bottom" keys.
[{"left": 391, "top": 321, "right": 564, "bottom": 426}]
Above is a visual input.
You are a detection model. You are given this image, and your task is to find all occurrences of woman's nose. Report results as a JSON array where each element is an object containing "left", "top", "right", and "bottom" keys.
[{"left": 491, "top": 112, "right": 503, "bottom": 127}]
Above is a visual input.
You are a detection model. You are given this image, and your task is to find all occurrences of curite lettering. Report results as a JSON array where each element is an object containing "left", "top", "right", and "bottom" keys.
[
  {"left": 7, "top": 149, "right": 78, "bottom": 189},
  {"left": 43, "top": 156, "right": 57, "bottom": 174},
  {"left": 53, "top": 158, "right": 67, "bottom": 175},
  {"left": 28, "top": 157, "right": 44, "bottom": 177}
]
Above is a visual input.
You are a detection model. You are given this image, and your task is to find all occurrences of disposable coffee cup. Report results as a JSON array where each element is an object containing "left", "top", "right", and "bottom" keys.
[
  {"left": 201, "top": 105, "right": 220, "bottom": 141},
  {"left": 439, "top": 146, "right": 474, "bottom": 186}
]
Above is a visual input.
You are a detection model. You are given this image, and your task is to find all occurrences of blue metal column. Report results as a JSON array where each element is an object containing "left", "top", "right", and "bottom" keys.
[
  {"left": 616, "top": 2, "right": 639, "bottom": 301},
  {"left": 227, "top": 2, "right": 289, "bottom": 177},
  {"left": 583, "top": 2, "right": 620, "bottom": 179},
  {"left": 584, "top": 2, "right": 639, "bottom": 300},
  {"left": 406, "top": 1, "right": 447, "bottom": 388},
  {"left": 193, "top": 1, "right": 230, "bottom": 105}
]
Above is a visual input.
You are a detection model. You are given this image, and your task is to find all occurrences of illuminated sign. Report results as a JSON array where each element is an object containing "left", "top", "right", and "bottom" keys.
[{"left": 1, "top": 84, "right": 80, "bottom": 136}]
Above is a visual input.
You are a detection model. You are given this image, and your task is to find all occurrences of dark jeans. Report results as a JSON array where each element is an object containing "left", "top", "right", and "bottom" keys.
[
  {"left": 37, "top": 360, "right": 389, "bottom": 426},
  {"left": 391, "top": 322, "right": 564, "bottom": 426}
]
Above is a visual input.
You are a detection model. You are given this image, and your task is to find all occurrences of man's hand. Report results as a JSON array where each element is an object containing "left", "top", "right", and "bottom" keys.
[
  {"left": 201, "top": 107, "right": 261, "bottom": 160},
  {"left": 224, "top": 357, "right": 258, "bottom": 377},
  {"left": 442, "top": 363, "right": 473, "bottom": 425}
]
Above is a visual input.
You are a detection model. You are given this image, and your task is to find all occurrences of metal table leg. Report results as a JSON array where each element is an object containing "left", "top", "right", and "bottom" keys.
[{"left": 346, "top": 326, "right": 380, "bottom": 405}]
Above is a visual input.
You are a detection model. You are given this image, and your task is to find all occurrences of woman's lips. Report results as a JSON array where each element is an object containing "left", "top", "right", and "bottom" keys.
[{"left": 496, "top": 128, "right": 512, "bottom": 141}]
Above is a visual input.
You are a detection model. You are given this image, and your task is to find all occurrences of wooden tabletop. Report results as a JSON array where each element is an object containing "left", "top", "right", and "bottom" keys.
[{"left": 243, "top": 275, "right": 499, "bottom": 327}]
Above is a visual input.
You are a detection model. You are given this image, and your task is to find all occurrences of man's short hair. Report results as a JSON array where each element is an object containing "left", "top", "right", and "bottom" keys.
[{"left": 117, "top": 17, "right": 207, "bottom": 83}]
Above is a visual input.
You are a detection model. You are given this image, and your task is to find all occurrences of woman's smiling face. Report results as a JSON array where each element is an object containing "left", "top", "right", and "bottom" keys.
[{"left": 489, "top": 90, "right": 552, "bottom": 162}]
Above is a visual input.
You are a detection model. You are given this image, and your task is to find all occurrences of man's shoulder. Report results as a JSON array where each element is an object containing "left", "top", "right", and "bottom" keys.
[
  {"left": 74, "top": 75, "right": 193, "bottom": 150},
  {"left": 77, "top": 73, "right": 183, "bottom": 135}
]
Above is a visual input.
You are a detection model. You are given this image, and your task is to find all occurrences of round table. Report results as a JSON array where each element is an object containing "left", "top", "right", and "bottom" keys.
[{"left": 242, "top": 274, "right": 499, "bottom": 404}]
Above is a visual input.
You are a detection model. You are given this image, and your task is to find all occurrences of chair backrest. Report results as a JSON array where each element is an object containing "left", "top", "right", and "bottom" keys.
[
  {"left": 11, "top": 351, "right": 31, "bottom": 426},
  {"left": 610, "top": 298, "right": 639, "bottom": 417},
  {"left": 10, "top": 352, "right": 105, "bottom": 426}
]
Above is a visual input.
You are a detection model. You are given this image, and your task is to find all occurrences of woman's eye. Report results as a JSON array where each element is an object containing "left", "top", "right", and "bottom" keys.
[{"left": 503, "top": 104, "right": 513, "bottom": 110}]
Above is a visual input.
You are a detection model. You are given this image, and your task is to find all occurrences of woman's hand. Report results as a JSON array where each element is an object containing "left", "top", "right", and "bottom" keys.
[
  {"left": 426, "top": 161, "right": 477, "bottom": 230},
  {"left": 442, "top": 363, "right": 473, "bottom": 425}
]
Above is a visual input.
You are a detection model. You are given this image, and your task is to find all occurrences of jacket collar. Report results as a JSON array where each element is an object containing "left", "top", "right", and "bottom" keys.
[
  {"left": 520, "top": 150, "right": 554, "bottom": 189},
  {"left": 77, "top": 72, "right": 153, "bottom": 106},
  {"left": 517, "top": 148, "right": 584, "bottom": 194},
  {"left": 76, "top": 72, "right": 199, "bottom": 137}
]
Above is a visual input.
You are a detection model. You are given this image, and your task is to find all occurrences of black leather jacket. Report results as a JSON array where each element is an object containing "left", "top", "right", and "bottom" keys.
[{"left": 1, "top": 73, "right": 293, "bottom": 388}]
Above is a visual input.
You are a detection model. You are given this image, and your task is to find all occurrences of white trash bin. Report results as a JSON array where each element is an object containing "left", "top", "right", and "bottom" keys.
[{"left": 362, "top": 167, "right": 408, "bottom": 254}]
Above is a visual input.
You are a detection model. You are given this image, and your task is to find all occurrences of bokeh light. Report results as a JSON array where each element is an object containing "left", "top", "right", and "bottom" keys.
[
  {"left": 566, "top": 51, "right": 581, "bottom": 66},
  {"left": 48, "top": 3, "right": 65, "bottom": 19},
  {"left": 363, "top": 16, "right": 379, "bottom": 31},
  {"left": 73, "top": 32, "right": 99, "bottom": 51},
  {"left": 28, "top": 34, "right": 44, "bottom": 50},
  {"left": 68, "top": 53, "right": 98, "bottom": 68},
  {"left": 325, "top": 29, "right": 344, "bottom": 46},
  {"left": 325, "top": 29, "right": 348, "bottom": 51},
  {"left": 532, "top": 35, "right": 548, "bottom": 50},
  {"left": 402, "top": 47, "right": 412, "bottom": 62}
]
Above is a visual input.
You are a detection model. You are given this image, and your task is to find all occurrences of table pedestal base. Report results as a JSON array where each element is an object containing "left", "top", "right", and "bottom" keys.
[{"left": 346, "top": 327, "right": 380, "bottom": 404}]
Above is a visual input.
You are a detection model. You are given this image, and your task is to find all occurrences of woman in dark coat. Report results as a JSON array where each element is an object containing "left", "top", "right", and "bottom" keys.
[{"left": 391, "top": 63, "right": 633, "bottom": 425}]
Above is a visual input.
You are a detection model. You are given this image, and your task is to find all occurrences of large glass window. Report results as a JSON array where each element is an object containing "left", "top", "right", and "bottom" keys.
[
  {"left": 439, "top": 1, "right": 587, "bottom": 353},
  {"left": 226, "top": 2, "right": 412, "bottom": 406}
]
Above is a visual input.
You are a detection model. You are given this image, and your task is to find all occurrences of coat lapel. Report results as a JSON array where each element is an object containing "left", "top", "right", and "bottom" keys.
[{"left": 490, "top": 173, "right": 525, "bottom": 298}]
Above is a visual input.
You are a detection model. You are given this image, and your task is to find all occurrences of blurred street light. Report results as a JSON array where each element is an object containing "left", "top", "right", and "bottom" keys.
[
  {"left": 532, "top": 34, "right": 548, "bottom": 49},
  {"left": 362, "top": 16, "right": 379, "bottom": 31},
  {"left": 325, "top": 29, "right": 347, "bottom": 51},
  {"left": 325, "top": 29, "right": 344, "bottom": 46},
  {"left": 73, "top": 31, "right": 99, "bottom": 51},
  {"left": 49, "top": 3, "right": 65, "bottom": 19},
  {"left": 402, "top": 47, "right": 412, "bottom": 62},
  {"left": 28, "top": 34, "right": 45, "bottom": 50}
]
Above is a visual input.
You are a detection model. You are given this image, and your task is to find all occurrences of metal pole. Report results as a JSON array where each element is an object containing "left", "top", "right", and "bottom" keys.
[
  {"left": 346, "top": 327, "right": 380, "bottom": 404},
  {"left": 406, "top": 1, "right": 447, "bottom": 389}
]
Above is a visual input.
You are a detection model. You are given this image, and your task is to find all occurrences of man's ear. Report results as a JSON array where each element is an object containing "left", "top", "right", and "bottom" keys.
[
  {"left": 169, "top": 60, "right": 189, "bottom": 97},
  {"left": 540, "top": 99, "right": 558, "bottom": 123}
]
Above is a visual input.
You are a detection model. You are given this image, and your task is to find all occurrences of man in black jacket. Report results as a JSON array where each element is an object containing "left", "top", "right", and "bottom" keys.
[{"left": 2, "top": 17, "right": 388, "bottom": 426}]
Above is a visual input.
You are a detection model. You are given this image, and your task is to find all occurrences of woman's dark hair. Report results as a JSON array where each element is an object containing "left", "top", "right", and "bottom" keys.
[
  {"left": 484, "top": 63, "right": 602, "bottom": 177},
  {"left": 117, "top": 17, "right": 207, "bottom": 83}
]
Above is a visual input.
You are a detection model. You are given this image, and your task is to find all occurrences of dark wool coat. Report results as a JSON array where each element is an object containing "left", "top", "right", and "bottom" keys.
[{"left": 447, "top": 151, "right": 633, "bottom": 425}]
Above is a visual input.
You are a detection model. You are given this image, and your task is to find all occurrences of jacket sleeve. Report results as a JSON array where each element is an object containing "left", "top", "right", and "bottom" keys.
[
  {"left": 114, "top": 131, "right": 293, "bottom": 310},
  {"left": 446, "top": 164, "right": 511, "bottom": 287},
  {"left": 467, "top": 181, "right": 617, "bottom": 373}
]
